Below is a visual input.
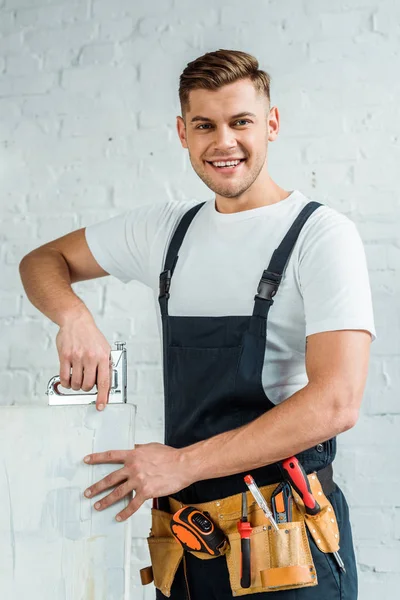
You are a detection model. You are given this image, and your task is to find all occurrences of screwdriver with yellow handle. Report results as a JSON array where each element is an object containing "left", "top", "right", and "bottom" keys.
[{"left": 281, "top": 456, "right": 346, "bottom": 574}]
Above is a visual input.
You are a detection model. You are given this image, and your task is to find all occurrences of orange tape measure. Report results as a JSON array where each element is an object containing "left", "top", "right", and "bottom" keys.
[{"left": 170, "top": 506, "right": 228, "bottom": 556}]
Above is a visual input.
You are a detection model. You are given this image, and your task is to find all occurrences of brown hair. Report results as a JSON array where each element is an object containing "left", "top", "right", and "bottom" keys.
[{"left": 179, "top": 49, "right": 271, "bottom": 118}]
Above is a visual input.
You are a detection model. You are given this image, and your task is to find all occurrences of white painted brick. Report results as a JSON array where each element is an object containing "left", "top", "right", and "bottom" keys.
[
  {"left": 42, "top": 47, "right": 80, "bottom": 72},
  {"left": 0, "top": 72, "right": 56, "bottom": 96},
  {"left": 372, "top": 3, "right": 400, "bottom": 34},
  {"left": 5, "top": 0, "right": 64, "bottom": 7},
  {"left": 78, "top": 208, "right": 121, "bottom": 228},
  {"left": 304, "top": 136, "right": 360, "bottom": 163},
  {"left": 92, "top": 315, "right": 136, "bottom": 341},
  {"left": 358, "top": 542, "right": 400, "bottom": 573},
  {"left": 0, "top": 31, "right": 24, "bottom": 54},
  {"left": 358, "top": 573, "right": 400, "bottom": 599},
  {"left": 36, "top": 214, "right": 79, "bottom": 242},
  {"left": 0, "top": 370, "right": 34, "bottom": 403},
  {"left": 363, "top": 357, "right": 400, "bottom": 415},
  {"left": 4, "top": 242, "right": 36, "bottom": 265},
  {"left": 79, "top": 43, "right": 116, "bottom": 67},
  {"left": 319, "top": 10, "right": 373, "bottom": 38},
  {"left": 136, "top": 368, "right": 164, "bottom": 395},
  {"left": 305, "top": 0, "right": 377, "bottom": 13},
  {"left": 0, "top": 265, "right": 25, "bottom": 292},
  {"left": 0, "top": 10, "right": 14, "bottom": 36},
  {"left": 23, "top": 23, "right": 97, "bottom": 54},
  {"left": 70, "top": 285, "right": 104, "bottom": 316},
  {"left": 105, "top": 281, "right": 152, "bottom": 314},
  {"left": 92, "top": 0, "right": 146, "bottom": 21},
  {"left": 345, "top": 478, "right": 400, "bottom": 508},
  {"left": 14, "top": 3, "right": 89, "bottom": 29},
  {"left": 61, "top": 64, "right": 138, "bottom": 97},
  {"left": 395, "top": 509, "right": 400, "bottom": 540},
  {"left": 1, "top": 216, "right": 36, "bottom": 240},
  {"left": 128, "top": 341, "right": 161, "bottom": 365},
  {"left": 5, "top": 53, "right": 42, "bottom": 76},
  {"left": 61, "top": 110, "right": 136, "bottom": 137},
  {"left": 351, "top": 507, "right": 393, "bottom": 541},
  {"left": 340, "top": 415, "right": 400, "bottom": 447},
  {"left": 98, "top": 17, "right": 134, "bottom": 42},
  {"left": 134, "top": 402, "right": 164, "bottom": 433},
  {"left": 0, "top": 292, "right": 21, "bottom": 317}
]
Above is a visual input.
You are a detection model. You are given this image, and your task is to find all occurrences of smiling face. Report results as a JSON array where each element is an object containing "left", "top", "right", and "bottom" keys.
[{"left": 176, "top": 78, "right": 279, "bottom": 204}]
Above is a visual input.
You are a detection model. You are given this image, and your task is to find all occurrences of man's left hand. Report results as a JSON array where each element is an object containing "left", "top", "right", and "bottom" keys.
[{"left": 83, "top": 442, "right": 193, "bottom": 521}]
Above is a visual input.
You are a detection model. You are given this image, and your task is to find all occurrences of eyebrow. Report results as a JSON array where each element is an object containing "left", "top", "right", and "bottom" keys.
[{"left": 190, "top": 112, "right": 257, "bottom": 124}]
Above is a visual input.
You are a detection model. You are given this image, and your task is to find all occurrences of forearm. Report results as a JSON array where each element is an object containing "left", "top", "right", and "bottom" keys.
[
  {"left": 181, "top": 382, "right": 358, "bottom": 481},
  {"left": 19, "top": 248, "right": 90, "bottom": 326}
]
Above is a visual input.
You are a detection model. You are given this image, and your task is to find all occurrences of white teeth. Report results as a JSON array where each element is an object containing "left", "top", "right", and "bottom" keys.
[{"left": 211, "top": 160, "right": 242, "bottom": 167}]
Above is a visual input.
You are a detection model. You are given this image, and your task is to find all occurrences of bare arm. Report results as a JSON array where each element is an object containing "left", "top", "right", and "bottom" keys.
[
  {"left": 19, "top": 229, "right": 112, "bottom": 410},
  {"left": 19, "top": 228, "right": 108, "bottom": 326},
  {"left": 180, "top": 329, "right": 371, "bottom": 479}
]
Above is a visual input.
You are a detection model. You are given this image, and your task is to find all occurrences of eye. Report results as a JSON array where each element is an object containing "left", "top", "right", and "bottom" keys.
[
  {"left": 234, "top": 119, "right": 251, "bottom": 126},
  {"left": 196, "top": 123, "right": 213, "bottom": 130}
]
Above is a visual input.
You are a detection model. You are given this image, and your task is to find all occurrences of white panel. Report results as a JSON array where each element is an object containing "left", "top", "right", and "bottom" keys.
[{"left": 0, "top": 404, "right": 135, "bottom": 600}]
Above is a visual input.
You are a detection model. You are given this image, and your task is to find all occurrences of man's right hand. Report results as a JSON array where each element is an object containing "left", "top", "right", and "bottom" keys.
[{"left": 56, "top": 308, "right": 112, "bottom": 411}]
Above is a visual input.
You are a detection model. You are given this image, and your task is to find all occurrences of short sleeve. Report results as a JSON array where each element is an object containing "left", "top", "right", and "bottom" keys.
[
  {"left": 85, "top": 200, "right": 197, "bottom": 288},
  {"left": 297, "top": 208, "right": 376, "bottom": 341}
]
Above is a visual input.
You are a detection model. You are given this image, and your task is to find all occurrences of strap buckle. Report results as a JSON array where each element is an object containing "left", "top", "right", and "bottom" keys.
[
  {"left": 159, "top": 269, "right": 172, "bottom": 299},
  {"left": 255, "top": 273, "right": 281, "bottom": 301}
]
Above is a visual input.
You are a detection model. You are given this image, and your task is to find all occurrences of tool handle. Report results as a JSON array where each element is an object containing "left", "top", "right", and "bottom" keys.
[
  {"left": 240, "top": 538, "right": 251, "bottom": 588},
  {"left": 281, "top": 457, "right": 321, "bottom": 515}
]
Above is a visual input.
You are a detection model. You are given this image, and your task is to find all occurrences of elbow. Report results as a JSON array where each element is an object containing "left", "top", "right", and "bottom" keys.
[
  {"left": 331, "top": 393, "right": 361, "bottom": 434},
  {"left": 338, "top": 408, "right": 359, "bottom": 433}
]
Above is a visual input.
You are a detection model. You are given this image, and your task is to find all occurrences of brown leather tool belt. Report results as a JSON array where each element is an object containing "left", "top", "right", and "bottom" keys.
[{"left": 140, "top": 466, "right": 339, "bottom": 597}]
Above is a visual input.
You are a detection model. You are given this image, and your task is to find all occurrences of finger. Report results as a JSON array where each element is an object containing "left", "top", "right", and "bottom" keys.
[
  {"left": 83, "top": 450, "right": 129, "bottom": 465},
  {"left": 96, "top": 356, "right": 111, "bottom": 410},
  {"left": 92, "top": 480, "right": 132, "bottom": 511},
  {"left": 116, "top": 493, "right": 145, "bottom": 522},
  {"left": 84, "top": 466, "right": 126, "bottom": 499},
  {"left": 59, "top": 359, "right": 72, "bottom": 389},
  {"left": 81, "top": 361, "right": 97, "bottom": 392},
  {"left": 70, "top": 360, "right": 84, "bottom": 391}
]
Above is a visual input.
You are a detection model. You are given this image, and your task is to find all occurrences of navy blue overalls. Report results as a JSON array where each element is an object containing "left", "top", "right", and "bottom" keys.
[{"left": 156, "top": 201, "right": 358, "bottom": 600}]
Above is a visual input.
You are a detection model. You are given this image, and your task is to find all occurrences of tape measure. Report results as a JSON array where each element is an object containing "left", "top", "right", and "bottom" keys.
[{"left": 170, "top": 506, "right": 228, "bottom": 556}]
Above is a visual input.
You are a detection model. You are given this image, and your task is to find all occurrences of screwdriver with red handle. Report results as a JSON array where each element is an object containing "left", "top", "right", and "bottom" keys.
[
  {"left": 281, "top": 456, "right": 346, "bottom": 574},
  {"left": 281, "top": 456, "right": 320, "bottom": 515},
  {"left": 237, "top": 492, "right": 252, "bottom": 588}
]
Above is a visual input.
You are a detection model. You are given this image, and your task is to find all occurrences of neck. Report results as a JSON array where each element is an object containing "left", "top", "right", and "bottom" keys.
[{"left": 215, "top": 173, "right": 290, "bottom": 214}]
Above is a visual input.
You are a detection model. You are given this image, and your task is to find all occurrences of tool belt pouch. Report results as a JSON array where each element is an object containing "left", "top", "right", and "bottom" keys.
[
  {"left": 140, "top": 474, "right": 340, "bottom": 597},
  {"left": 225, "top": 474, "right": 340, "bottom": 596},
  {"left": 141, "top": 508, "right": 184, "bottom": 597}
]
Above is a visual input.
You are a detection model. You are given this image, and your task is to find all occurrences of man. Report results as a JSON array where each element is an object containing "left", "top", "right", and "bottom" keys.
[{"left": 20, "top": 50, "right": 375, "bottom": 599}]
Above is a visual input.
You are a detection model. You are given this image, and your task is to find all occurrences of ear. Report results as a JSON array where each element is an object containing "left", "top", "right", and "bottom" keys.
[
  {"left": 267, "top": 106, "right": 280, "bottom": 142},
  {"left": 176, "top": 116, "right": 188, "bottom": 149}
]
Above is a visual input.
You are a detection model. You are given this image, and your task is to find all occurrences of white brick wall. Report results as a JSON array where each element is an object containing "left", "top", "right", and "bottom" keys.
[{"left": 1, "top": 0, "right": 398, "bottom": 597}]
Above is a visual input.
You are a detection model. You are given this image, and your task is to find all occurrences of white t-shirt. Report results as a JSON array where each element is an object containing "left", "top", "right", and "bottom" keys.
[{"left": 85, "top": 190, "right": 376, "bottom": 405}]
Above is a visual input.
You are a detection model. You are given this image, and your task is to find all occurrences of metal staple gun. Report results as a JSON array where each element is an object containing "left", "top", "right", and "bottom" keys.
[{"left": 46, "top": 341, "right": 127, "bottom": 406}]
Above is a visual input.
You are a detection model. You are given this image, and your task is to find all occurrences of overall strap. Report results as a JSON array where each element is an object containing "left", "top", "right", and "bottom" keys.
[
  {"left": 158, "top": 202, "right": 205, "bottom": 314},
  {"left": 253, "top": 201, "right": 323, "bottom": 318}
]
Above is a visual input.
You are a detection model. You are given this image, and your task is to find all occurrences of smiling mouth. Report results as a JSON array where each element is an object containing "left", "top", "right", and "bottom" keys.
[{"left": 205, "top": 158, "right": 247, "bottom": 172}]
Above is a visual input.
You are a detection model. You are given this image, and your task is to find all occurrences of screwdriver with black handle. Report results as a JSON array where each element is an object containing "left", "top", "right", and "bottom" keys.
[
  {"left": 281, "top": 456, "right": 346, "bottom": 574},
  {"left": 237, "top": 492, "right": 252, "bottom": 588}
]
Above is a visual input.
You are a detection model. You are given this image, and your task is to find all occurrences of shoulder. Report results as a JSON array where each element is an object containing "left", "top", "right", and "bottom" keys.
[
  {"left": 294, "top": 193, "right": 362, "bottom": 261},
  {"left": 124, "top": 198, "right": 201, "bottom": 230}
]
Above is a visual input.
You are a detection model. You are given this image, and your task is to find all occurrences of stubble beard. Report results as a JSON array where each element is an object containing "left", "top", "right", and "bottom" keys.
[{"left": 189, "top": 150, "right": 267, "bottom": 199}]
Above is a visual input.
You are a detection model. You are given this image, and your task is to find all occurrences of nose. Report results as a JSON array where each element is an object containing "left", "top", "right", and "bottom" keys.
[{"left": 213, "top": 124, "right": 237, "bottom": 152}]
